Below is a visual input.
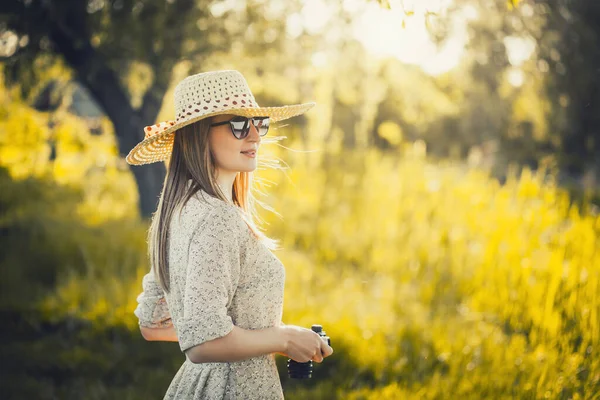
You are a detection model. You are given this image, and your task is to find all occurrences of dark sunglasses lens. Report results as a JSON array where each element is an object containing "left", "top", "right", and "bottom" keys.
[
  {"left": 253, "top": 117, "right": 270, "bottom": 136},
  {"left": 230, "top": 117, "right": 250, "bottom": 139}
]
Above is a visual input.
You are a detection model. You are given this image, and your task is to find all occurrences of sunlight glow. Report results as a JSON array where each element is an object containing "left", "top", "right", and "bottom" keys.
[
  {"left": 311, "top": 51, "right": 328, "bottom": 67},
  {"left": 503, "top": 35, "right": 536, "bottom": 66},
  {"left": 286, "top": 0, "right": 477, "bottom": 76},
  {"left": 352, "top": 0, "right": 475, "bottom": 76},
  {"left": 507, "top": 67, "right": 525, "bottom": 87},
  {"left": 300, "top": 0, "right": 336, "bottom": 35}
]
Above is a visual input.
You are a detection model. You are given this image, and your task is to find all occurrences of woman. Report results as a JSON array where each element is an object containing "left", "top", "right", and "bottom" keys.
[{"left": 127, "top": 70, "right": 333, "bottom": 399}]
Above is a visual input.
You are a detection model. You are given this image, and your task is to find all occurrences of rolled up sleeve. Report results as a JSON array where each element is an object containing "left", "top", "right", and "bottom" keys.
[{"left": 134, "top": 270, "right": 173, "bottom": 329}]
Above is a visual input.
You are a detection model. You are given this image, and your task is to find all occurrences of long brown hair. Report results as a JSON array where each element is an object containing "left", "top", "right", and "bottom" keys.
[{"left": 148, "top": 117, "right": 280, "bottom": 293}]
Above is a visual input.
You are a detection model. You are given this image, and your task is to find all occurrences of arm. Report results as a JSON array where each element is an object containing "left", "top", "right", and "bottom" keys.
[
  {"left": 187, "top": 324, "right": 287, "bottom": 363},
  {"left": 275, "top": 321, "right": 289, "bottom": 358},
  {"left": 274, "top": 321, "right": 288, "bottom": 357},
  {"left": 189, "top": 321, "right": 289, "bottom": 361},
  {"left": 134, "top": 270, "right": 175, "bottom": 341},
  {"left": 140, "top": 325, "right": 179, "bottom": 342}
]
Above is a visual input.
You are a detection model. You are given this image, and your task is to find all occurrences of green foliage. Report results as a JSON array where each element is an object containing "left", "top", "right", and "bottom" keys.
[
  {"left": 1, "top": 308, "right": 182, "bottom": 400},
  {"left": 4, "top": 135, "right": 599, "bottom": 398},
  {"left": 258, "top": 145, "right": 600, "bottom": 398},
  {"left": 0, "top": 69, "right": 140, "bottom": 224}
]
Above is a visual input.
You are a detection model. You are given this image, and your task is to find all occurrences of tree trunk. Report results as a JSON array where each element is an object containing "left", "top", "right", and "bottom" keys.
[
  {"left": 48, "top": 17, "right": 169, "bottom": 218},
  {"left": 112, "top": 108, "right": 166, "bottom": 219},
  {"left": 130, "top": 162, "right": 166, "bottom": 219}
]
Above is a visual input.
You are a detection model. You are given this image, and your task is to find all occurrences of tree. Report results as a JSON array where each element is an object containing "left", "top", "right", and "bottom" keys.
[
  {"left": 450, "top": 0, "right": 600, "bottom": 178},
  {"left": 533, "top": 0, "right": 600, "bottom": 176},
  {"left": 0, "top": 0, "right": 227, "bottom": 217}
]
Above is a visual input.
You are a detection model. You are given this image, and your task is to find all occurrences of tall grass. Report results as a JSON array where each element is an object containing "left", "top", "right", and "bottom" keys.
[
  {"left": 2, "top": 138, "right": 599, "bottom": 398},
  {"left": 261, "top": 143, "right": 599, "bottom": 398}
]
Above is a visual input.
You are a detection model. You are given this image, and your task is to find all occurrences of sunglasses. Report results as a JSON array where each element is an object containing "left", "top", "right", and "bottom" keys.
[{"left": 209, "top": 116, "right": 270, "bottom": 139}]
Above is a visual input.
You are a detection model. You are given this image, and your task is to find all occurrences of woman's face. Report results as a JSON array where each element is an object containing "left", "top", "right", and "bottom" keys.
[{"left": 208, "top": 114, "right": 262, "bottom": 174}]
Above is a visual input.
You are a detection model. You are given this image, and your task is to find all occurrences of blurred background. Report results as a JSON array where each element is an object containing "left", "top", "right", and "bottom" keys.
[{"left": 1, "top": 0, "right": 599, "bottom": 398}]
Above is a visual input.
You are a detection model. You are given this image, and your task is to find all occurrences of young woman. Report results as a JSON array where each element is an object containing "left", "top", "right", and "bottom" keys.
[{"left": 127, "top": 70, "right": 333, "bottom": 399}]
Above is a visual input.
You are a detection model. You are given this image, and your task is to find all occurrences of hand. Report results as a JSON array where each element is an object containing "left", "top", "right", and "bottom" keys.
[
  {"left": 280, "top": 325, "right": 334, "bottom": 363},
  {"left": 312, "top": 336, "right": 334, "bottom": 363}
]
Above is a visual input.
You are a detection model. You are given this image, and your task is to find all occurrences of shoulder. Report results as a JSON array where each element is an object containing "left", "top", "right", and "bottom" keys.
[
  {"left": 200, "top": 203, "right": 246, "bottom": 233},
  {"left": 183, "top": 195, "right": 249, "bottom": 240}
]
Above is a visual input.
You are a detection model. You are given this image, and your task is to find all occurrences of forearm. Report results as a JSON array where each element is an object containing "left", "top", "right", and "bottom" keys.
[
  {"left": 140, "top": 325, "right": 179, "bottom": 342},
  {"left": 187, "top": 325, "right": 286, "bottom": 364}
]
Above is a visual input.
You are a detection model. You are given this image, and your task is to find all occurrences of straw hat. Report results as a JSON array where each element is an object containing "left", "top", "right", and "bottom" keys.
[{"left": 126, "top": 70, "right": 316, "bottom": 165}]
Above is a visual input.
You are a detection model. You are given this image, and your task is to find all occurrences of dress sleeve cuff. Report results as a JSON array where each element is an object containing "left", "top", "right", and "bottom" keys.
[{"left": 178, "top": 314, "right": 235, "bottom": 353}]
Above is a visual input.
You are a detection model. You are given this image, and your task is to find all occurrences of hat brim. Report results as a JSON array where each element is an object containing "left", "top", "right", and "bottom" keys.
[{"left": 126, "top": 102, "right": 315, "bottom": 166}]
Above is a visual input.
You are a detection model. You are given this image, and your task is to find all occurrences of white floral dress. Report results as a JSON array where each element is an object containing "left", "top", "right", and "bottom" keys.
[{"left": 134, "top": 186, "right": 286, "bottom": 399}]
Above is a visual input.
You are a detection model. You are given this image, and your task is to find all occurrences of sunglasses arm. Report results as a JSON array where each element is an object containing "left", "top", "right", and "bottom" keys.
[{"left": 209, "top": 120, "right": 231, "bottom": 127}]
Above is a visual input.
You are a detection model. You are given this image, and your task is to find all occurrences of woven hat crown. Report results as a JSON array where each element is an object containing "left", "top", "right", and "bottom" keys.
[{"left": 173, "top": 70, "right": 260, "bottom": 126}]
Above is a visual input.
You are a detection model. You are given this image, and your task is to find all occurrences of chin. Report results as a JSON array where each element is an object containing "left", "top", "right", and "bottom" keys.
[{"left": 239, "top": 164, "right": 258, "bottom": 173}]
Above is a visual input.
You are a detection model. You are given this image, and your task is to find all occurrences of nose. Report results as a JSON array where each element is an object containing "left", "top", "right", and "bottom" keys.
[{"left": 247, "top": 121, "right": 261, "bottom": 143}]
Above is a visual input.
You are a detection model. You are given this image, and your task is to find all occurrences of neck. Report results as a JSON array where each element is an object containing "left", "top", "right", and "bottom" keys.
[{"left": 216, "top": 169, "right": 237, "bottom": 203}]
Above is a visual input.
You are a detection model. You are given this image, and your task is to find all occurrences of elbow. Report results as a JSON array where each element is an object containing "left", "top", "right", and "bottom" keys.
[
  {"left": 185, "top": 347, "right": 206, "bottom": 364},
  {"left": 140, "top": 326, "right": 154, "bottom": 341},
  {"left": 183, "top": 327, "right": 236, "bottom": 364},
  {"left": 184, "top": 337, "right": 227, "bottom": 364}
]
